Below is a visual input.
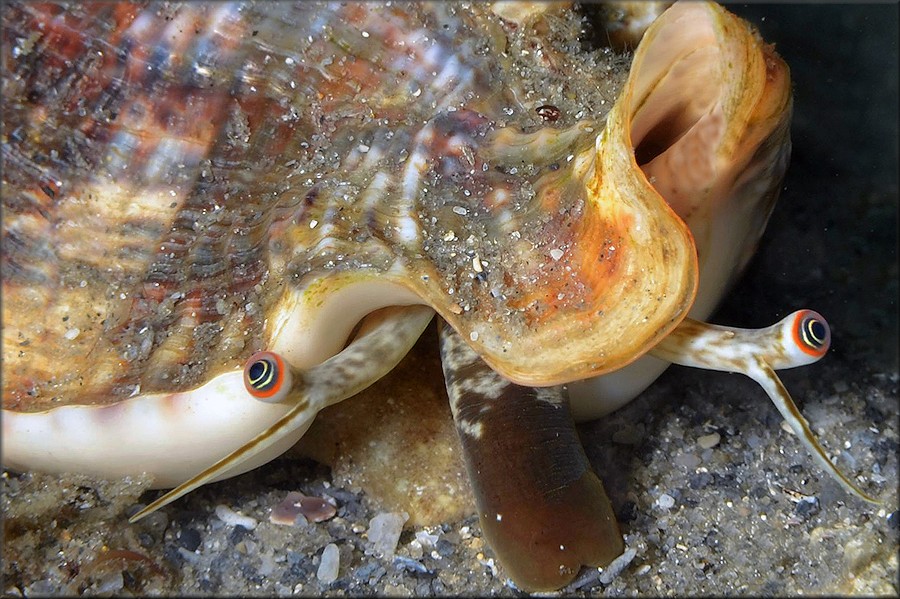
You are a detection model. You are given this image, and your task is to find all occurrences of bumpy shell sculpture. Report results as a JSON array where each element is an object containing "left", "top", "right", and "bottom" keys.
[{"left": 1, "top": 1, "right": 875, "bottom": 591}]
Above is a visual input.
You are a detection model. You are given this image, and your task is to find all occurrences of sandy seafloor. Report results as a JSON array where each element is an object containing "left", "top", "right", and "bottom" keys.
[{"left": 2, "top": 4, "right": 898, "bottom": 597}]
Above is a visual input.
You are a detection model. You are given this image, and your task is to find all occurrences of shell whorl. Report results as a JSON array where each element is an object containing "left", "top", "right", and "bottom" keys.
[{"left": 3, "top": 1, "right": 696, "bottom": 411}]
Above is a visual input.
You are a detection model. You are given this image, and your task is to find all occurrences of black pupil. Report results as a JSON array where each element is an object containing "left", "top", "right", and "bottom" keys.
[
  {"left": 249, "top": 361, "right": 266, "bottom": 381},
  {"left": 808, "top": 319, "right": 826, "bottom": 345}
]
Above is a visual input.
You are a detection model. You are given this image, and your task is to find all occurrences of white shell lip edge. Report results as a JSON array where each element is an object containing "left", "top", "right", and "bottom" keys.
[
  {"left": 570, "top": 2, "right": 788, "bottom": 422},
  {"left": 1, "top": 372, "right": 305, "bottom": 488},
  {"left": 1, "top": 273, "right": 423, "bottom": 486},
  {"left": 269, "top": 277, "right": 423, "bottom": 369}
]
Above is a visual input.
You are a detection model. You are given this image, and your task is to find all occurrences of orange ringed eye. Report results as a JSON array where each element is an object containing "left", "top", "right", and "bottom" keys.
[
  {"left": 244, "top": 352, "right": 286, "bottom": 399},
  {"left": 793, "top": 311, "right": 829, "bottom": 357}
]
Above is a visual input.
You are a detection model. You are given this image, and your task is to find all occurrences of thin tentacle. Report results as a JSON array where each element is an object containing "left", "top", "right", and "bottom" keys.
[
  {"left": 745, "top": 357, "right": 876, "bottom": 502},
  {"left": 129, "top": 305, "right": 434, "bottom": 522},
  {"left": 651, "top": 310, "right": 878, "bottom": 503}
]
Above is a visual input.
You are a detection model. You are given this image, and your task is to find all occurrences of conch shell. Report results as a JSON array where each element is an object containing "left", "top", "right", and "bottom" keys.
[
  {"left": 0, "top": 1, "right": 874, "bottom": 593},
  {"left": 2, "top": 0, "right": 692, "bottom": 485}
]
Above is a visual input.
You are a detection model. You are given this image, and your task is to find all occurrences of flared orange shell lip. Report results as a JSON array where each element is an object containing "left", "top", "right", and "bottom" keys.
[{"left": 2, "top": 1, "right": 791, "bottom": 408}]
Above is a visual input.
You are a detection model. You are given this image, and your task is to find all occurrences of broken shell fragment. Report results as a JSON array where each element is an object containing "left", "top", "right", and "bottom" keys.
[{"left": 270, "top": 491, "right": 337, "bottom": 526}]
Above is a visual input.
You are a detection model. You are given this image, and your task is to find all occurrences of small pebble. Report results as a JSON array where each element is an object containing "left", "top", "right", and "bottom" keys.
[
  {"left": 229, "top": 525, "right": 251, "bottom": 545},
  {"left": 94, "top": 571, "right": 124, "bottom": 594},
  {"left": 697, "top": 432, "right": 721, "bottom": 449},
  {"left": 567, "top": 567, "right": 600, "bottom": 590},
  {"left": 175, "top": 527, "right": 201, "bottom": 552},
  {"left": 887, "top": 510, "right": 899, "bottom": 531},
  {"left": 407, "top": 540, "right": 424, "bottom": 559},
  {"left": 258, "top": 551, "right": 277, "bottom": 576},
  {"left": 656, "top": 493, "right": 676, "bottom": 509},
  {"left": 599, "top": 548, "right": 637, "bottom": 584},
  {"left": 795, "top": 496, "right": 820, "bottom": 518},
  {"left": 689, "top": 472, "right": 713, "bottom": 490},
  {"left": 367, "top": 512, "right": 408, "bottom": 558},
  {"left": 612, "top": 425, "right": 642, "bottom": 445},
  {"left": 354, "top": 562, "right": 379, "bottom": 581},
  {"left": 435, "top": 538, "right": 455, "bottom": 557},
  {"left": 674, "top": 452, "right": 701, "bottom": 469},
  {"left": 214, "top": 505, "right": 258, "bottom": 530},
  {"left": 746, "top": 433, "right": 763, "bottom": 449},
  {"left": 177, "top": 547, "right": 201, "bottom": 564},
  {"left": 270, "top": 491, "right": 337, "bottom": 526},
  {"left": 317, "top": 543, "right": 340, "bottom": 584},
  {"left": 394, "top": 555, "right": 429, "bottom": 574},
  {"left": 25, "top": 581, "right": 57, "bottom": 596},
  {"left": 414, "top": 530, "right": 439, "bottom": 547}
]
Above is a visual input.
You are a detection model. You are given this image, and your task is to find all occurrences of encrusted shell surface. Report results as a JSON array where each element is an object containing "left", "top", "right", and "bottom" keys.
[
  {"left": 2, "top": 0, "right": 794, "bottom": 525},
  {"left": 3, "top": 1, "right": 694, "bottom": 418}
]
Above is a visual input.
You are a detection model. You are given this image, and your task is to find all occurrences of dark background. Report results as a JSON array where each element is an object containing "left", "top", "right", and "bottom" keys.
[{"left": 719, "top": 3, "right": 898, "bottom": 370}]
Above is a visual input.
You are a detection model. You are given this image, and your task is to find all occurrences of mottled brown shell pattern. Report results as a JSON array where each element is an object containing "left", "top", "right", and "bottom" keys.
[{"left": 3, "top": 1, "right": 695, "bottom": 412}]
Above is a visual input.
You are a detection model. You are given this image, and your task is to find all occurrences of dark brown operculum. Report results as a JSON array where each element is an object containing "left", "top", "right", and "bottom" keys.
[{"left": 438, "top": 322, "right": 623, "bottom": 592}]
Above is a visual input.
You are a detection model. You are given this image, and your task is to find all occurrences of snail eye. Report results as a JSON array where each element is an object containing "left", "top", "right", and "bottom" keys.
[
  {"left": 793, "top": 310, "right": 830, "bottom": 357},
  {"left": 243, "top": 351, "right": 293, "bottom": 403}
]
